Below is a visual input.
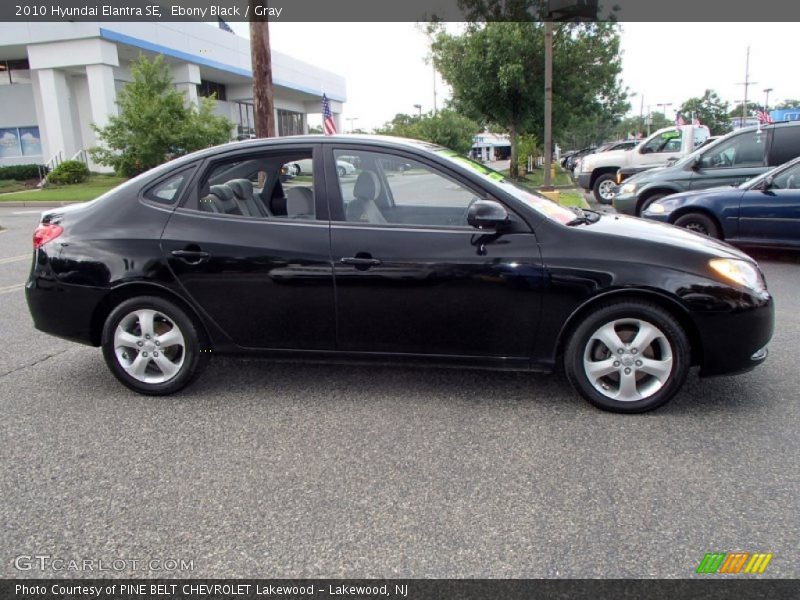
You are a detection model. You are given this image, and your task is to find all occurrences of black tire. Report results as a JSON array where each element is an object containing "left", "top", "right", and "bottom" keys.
[
  {"left": 337, "top": 166, "right": 346, "bottom": 177},
  {"left": 592, "top": 173, "right": 617, "bottom": 204},
  {"left": 564, "top": 300, "right": 691, "bottom": 413},
  {"left": 101, "top": 296, "right": 209, "bottom": 395},
  {"left": 638, "top": 192, "right": 666, "bottom": 216},
  {"left": 673, "top": 212, "right": 721, "bottom": 238}
]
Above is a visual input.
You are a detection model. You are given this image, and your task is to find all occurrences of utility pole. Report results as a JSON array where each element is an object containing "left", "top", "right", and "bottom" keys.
[
  {"left": 737, "top": 46, "right": 757, "bottom": 122},
  {"left": 249, "top": 0, "right": 275, "bottom": 138},
  {"left": 543, "top": 20, "right": 554, "bottom": 189},
  {"left": 432, "top": 57, "right": 438, "bottom": 115}
]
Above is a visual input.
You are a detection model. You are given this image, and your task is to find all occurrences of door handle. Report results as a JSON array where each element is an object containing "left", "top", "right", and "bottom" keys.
[
  {"left": 171, "top": 249, "right": 210, "bottom": 264},
  {"left": 340, "top": 256, "right": 381, "bottom": 268}
]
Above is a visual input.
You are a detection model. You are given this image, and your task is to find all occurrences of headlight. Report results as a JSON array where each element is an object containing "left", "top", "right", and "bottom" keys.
[
  {"left": 620, "top": 182, "right": 637, "bottom": 194},
  {"left": 645, "top": 197, "right": 684, "bottom": 215},
  {"left": 708, "top": 259, "right": 766, "bottom": 292}
]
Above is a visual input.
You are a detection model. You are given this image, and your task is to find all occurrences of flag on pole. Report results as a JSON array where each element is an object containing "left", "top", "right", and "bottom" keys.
[
  {"left": 756, "top": 106, "right": 774, "bottom": 125},
  {"left": 692, "top": 112, "right": 701, "bottom": 126},
  {"left": 322, "top": 94, "right": 337, "bottom": 135},
  {"left": 676, "top": 113, "right": 686, "bottom": 126},
  {"left": 218, "top": 17, "right": 234, "bottom": 33}
]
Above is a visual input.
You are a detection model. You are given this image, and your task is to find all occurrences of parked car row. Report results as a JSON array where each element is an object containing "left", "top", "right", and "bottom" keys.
[{"left": 623, "top": 122, "right": 800, "bottom": 250}]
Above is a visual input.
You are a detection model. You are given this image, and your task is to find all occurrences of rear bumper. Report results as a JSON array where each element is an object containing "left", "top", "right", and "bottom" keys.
[{"left": 26, "top": 278, "right": 104, "bottom": 346}]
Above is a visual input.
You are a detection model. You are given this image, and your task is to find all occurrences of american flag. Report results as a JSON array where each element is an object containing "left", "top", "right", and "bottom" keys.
[
  {"left": 676, "top": 113, "right": 686, "bottom": 126},
  {"left": 692, "top": 112, "right": 701, "bottom": 126},
  {"left": 322, "top": 94, "right": 337, "bottom": 135},
  {"left": 218, "top": 17, "right": 234, "bottom": 33},
  {"left": 756, "top": 107, "right": 774, "bottom": 125}
]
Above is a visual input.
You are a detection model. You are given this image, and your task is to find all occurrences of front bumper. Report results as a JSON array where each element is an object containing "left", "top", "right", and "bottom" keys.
[
  {"left": 577, "top": 172, "right": 591, "bottom": 191},
  {"left": 694, "top": 295, "right": 774, "bottom": 377},
  {"left": 612, "top": 192, "right": 638, "bottom": 215}
]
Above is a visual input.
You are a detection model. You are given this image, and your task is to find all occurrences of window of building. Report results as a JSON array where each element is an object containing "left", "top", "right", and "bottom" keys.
[
  {"left": 235, "top": 102, "right": 255, "bottom": 139},
  {"left": 197, "top": 79, "right": 227, "bottom": 101},
  {"left": 0, "top": 126, "right": 42, "bottom": 158},
  {"left": 277, "top": 110, "right": 305, "bottom": 137},
  {"left": 0, "top": 59, "right": 31, "bottom": 85}
]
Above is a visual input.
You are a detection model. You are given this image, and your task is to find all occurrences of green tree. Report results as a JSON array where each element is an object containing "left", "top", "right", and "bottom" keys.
[
  {"left": 429, "top": 21, "right": 627, "bottom": 177},
  {"left": 677, "top": 89, "right": 729, "bottom": 134},
  {"left": 91, "top": 54, "right": 233, "bottom": 177},
  {"left": 775, "top": 99, "right": 800, "bottom": 109},
  {"left": 728, "top": 101, "right": 758, "bottom": 119},
  {"left": 375, "top": 110, "right": 479, "bottom": 155}
]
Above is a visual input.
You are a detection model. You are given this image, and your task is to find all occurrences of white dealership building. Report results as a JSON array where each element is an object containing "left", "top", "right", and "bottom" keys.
[{"left": 0, "top": 21, "right": 346, "bottom": 170}]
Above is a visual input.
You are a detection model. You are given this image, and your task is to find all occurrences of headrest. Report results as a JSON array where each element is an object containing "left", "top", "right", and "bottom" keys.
[
  {"left": 209, "top": 184, "right": 234, "bottom": 202},
  {"left": 353, "top": 171, "right": 380, "bottom": 201},
  {"left": 227, "top": 178, "right": 253, "bottom": 199},
  {"left": 286, "top": 187, "right": 314, "bottom": 217}
]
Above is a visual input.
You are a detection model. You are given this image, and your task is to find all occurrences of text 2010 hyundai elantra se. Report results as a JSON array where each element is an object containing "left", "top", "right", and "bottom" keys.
[{"left": 26, "top": 136, "right": 773, "bottom": 412}]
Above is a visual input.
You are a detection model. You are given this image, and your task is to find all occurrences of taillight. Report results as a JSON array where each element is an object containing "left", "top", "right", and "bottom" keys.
[{"left": 33, "top": 223, "right": 63, "bottom": 249}]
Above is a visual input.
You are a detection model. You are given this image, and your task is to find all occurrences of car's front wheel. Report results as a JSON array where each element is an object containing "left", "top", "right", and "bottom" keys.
[
  {"left": 101, "top": 296, "right": 209, "bottom": 395},
  {"left": 337, "top": 166, "right": 346, "bottom": 177},
  {"left": 593, "top": 173, "right": 617, "bottom": 204},
  {"left": 673, "top": 212, "right": 721, "bottom": 238},
  {"left": 564, "top": 301, "right": 690, "bottom": 413}
]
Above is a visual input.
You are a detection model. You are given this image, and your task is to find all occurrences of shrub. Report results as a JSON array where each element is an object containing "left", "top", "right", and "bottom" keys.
[
  {"left": 0, "top": 163, "right": 45, "bottom": 181},
  {"left": 47, "top": 160, "right": 90, "bottom": 185}
]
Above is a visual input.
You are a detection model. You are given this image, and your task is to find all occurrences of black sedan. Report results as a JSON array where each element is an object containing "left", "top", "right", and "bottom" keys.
[
  {"left": 26, "top": 136, "right": 774, "bottom": 413},
  {"left": 642, "top": 156, "right": 800, "bottom": 249}
]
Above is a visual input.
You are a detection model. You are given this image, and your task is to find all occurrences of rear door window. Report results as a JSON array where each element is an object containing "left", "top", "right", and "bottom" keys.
[{"left": 769, "top": 125, "right": 800, "bottom": 166}]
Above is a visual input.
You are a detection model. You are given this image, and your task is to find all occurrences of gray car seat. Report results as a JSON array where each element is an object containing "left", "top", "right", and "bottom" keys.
[
  {"left": 346, "top": 171, "right": 387, "bottom": 224},
  {"left": 285, "top": 187, "right": 315, "bottom": 219},
  {"left": 208, "top": 184, "right": 241, "bottom": 215},
  {"left": 227, "top": 179, "right": 267, "bottom": 217}
]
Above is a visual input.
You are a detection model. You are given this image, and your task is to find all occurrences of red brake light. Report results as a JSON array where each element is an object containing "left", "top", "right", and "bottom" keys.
[{"left": 33, "top": 223, "right": 63, "bottom": 249}]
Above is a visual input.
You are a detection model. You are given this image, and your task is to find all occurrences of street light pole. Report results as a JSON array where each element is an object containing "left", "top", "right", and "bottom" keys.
[
  {"left": 764, "top": 87, "right": 773, "bottom": 111},
  {"left": 413, "top": 104, "right": 422, "bottom": 119}
]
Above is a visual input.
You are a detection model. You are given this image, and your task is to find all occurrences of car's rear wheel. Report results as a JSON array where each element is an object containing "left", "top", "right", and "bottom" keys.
[
  {"left": 564, "top": 301, "right": 690, "bottom": 413},
  {"left": 337, "top": 166, "right": 346, "bottom": 177},
  {"left": 593, "top": 173, "right": 617, "bottom": 204},
  {"left": 101, "top": 296, "right": 208, "bottom": 395},
  {"left": 674, "top": 212, "right": 721, "bottom": 238}
]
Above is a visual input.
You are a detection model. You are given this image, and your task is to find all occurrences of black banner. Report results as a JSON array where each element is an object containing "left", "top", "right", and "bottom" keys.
[
  {"left": 3, "top": 0, "right": 800, "bottom": 22},
  {"left": 4, "top": 579, "right": 800, "bottom": 600}
]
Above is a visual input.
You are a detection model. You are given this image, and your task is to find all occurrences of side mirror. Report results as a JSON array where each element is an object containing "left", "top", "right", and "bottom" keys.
[
  {"left": 690, "top": 156, "right": 702, "bottom": 171},
  {"left": 468, "top": 199, "right": 509, "bottom": 230},
  {"left": 762, "top": 175, "right": 774, "bottom": 190}
]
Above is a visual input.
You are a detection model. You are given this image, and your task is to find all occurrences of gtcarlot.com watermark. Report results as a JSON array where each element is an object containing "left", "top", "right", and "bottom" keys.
[{"left": 13, "top": 554, "right": 194, "bottom": 573}]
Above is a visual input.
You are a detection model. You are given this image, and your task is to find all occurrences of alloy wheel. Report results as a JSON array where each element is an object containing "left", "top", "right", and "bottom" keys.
[
  {"left": 582, "top": 318, "right": 673, "bottom": 402},
  {"left": 113, "top": 309, "right": 186, "bottom": 384}
]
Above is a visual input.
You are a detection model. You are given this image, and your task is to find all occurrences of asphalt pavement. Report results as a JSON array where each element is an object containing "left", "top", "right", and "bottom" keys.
[{"left": 0, "top": 205, "right": 798, "bottom": 578}]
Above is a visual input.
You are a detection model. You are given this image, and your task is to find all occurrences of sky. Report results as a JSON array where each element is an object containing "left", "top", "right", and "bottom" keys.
[{"left": 228, "top": 22, "right": 800, "bottom": 131}]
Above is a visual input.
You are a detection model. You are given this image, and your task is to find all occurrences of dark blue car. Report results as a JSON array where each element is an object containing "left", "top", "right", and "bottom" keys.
[{"left": 641, "top": 156, "right": 800, "bottom": 249}]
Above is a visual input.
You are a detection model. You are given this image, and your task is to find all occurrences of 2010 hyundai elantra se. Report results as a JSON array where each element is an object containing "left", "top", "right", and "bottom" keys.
[{"left": 26, "top": 136, "right": 774, "bottom": 412}]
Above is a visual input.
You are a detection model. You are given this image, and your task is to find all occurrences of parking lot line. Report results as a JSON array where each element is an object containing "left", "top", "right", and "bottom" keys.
[
  {"left": 0, "top": 254, "right": 29, "bottom": 265},
  {"left": 0, "top": 283, "right": 24, "bottom": 295}
]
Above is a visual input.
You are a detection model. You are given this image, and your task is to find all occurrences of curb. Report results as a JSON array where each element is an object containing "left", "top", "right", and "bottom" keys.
[{"left": 0, "top": 201, "right": 83, "bottom": 208}]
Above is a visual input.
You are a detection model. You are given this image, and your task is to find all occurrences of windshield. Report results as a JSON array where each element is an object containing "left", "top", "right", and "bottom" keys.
[{"left": 434, "top": 150, "right": 577, "bottom": 224}]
